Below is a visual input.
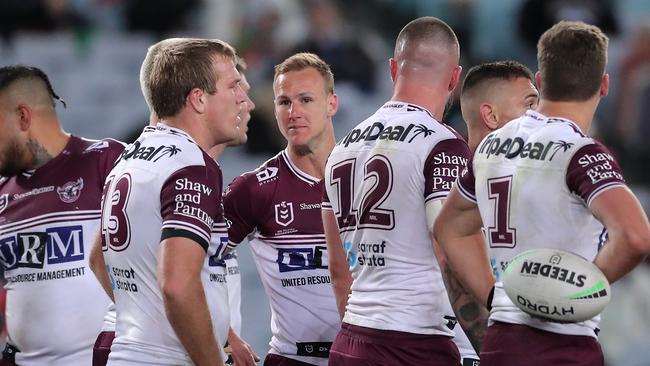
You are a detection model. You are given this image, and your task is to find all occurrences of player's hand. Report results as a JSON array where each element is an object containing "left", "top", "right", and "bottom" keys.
[{"left": 227, "top": 330, "right": 260, "bottom": 366}]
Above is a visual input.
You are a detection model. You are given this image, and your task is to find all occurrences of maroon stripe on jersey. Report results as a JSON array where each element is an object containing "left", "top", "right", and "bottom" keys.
[
  {"left": 566, "top": 142, "right": 626, "bottom": 206},
  {"left": 424, "top": 138, "right": 471, "bottom": 201}
]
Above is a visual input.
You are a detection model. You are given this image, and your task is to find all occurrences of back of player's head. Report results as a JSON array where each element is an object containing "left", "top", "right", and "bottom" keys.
[
  {"left": 146, "top": 38, "right": 237, "bottom": 119},
  {"left": 0, "top": 65, "right": 64, "bottom": 109},
  {"left": 537, "top": 21, "right": 608, "bottom": 102},
  {"left": 273, "top": 52, "right": 335, "bottom": 94},
  {"left": 394, "top": 16, "right": 460, "bottom": 65},
  {"left": 140, "top": 38, "right": 186, "bottom": 112},
  {"left": 461, "top": 61, "right": 534, "bottom": 100}
]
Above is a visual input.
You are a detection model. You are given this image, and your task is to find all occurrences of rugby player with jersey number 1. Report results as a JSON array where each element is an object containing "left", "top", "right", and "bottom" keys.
[{"left": 435, "top": 21, "right": 650, "bottom": 366}]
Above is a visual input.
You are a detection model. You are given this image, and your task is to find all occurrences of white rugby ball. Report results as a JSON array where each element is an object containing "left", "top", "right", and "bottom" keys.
[{"left": 503, "top": 248, "right": 610, "bottom": 322}]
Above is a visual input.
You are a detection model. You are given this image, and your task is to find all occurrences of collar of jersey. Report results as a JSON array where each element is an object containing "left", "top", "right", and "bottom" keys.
[
  {"left": 281, "top": 149, "right": 320, "bottom": 185},
  {"left": 150, "top": 122, "right": 196, "bottom": 144},
  {"left": 18, "top": 135, "right": 78, "bottom": 179},
  {"left": 382, "top": 101, "right": 434, "bottom": 119},
  {"left": 526, "top": 110, "right": 582, "bottom": 132}
]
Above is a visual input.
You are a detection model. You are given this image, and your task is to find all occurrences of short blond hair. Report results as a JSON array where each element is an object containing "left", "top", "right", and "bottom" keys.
[
  {"left": 274, "top": 52, "right": 334, "bottom": 94},
  {"left": 146, "top": 38, "right": 236, "bottom": 118}
]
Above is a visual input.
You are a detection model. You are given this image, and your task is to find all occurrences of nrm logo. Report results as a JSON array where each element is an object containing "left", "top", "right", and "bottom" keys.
[{"left": 0, "top": 225, "right": 85, "bottom": 269}]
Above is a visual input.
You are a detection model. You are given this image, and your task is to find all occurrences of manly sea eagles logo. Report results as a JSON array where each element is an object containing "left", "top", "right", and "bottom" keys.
[
  {"left": 0, "top": 194, "right": 8, "bottom": 214},
  {"left": 274, "top": 201, "right": 294, "bottom": 227},
  {"left": 57, "top": 178, "right": 84, "bottom": 203}
]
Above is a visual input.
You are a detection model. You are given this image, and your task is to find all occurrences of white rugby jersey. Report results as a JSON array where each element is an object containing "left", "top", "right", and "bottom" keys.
[
  {"left": 101, "top": 124, "right": 229, "bottom": 365},
  {"left": 224, "top": 150, "right": 340, "bottom": 366},
  {"left": 0, "top": 136, "right": 123, "bottom": 365},
  {"left": 457, "top": 110, "right": 627, "bottom": 337},
  {"left": 322, "top": 101, "right": 471, "bottom": 336}
]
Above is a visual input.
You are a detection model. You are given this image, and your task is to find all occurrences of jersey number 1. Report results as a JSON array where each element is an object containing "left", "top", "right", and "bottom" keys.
[{"left": 487, "top": 176, "right": 516, "bottom": 248}]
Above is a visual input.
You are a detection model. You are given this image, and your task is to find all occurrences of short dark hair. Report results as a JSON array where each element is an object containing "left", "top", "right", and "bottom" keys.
[
  {"left": 462, "top": 61, "right": 534, "bottom": 98},
  {"left": 537, "top": 21, "right": 608, "bottom": 101},
  {"left": 394, "top": 16, "right": 459, "bottom": 58},
  {"left": 274, "top": 52, "right": 335, "bottom": 94},
  {"left": 0, "top": 65, "right": 65, "bottom": 108},
  {"left": 146, "top": 38, "right": 237, "bottom": 119}
]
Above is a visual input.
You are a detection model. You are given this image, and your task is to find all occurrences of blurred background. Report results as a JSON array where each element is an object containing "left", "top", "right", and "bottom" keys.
[{"left": 1, "top": 0, "right": 649, "bottom": 364}]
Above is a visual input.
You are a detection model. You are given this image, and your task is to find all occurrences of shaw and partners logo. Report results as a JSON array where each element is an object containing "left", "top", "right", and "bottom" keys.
[
  {"left": 120, "top": 140, "right": 181, "bottom": 162},
  {"left": 0, "top": 225, "right": 85, "bottom": 269}
]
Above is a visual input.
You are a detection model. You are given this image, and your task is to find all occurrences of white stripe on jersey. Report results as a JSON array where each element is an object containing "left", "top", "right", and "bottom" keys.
[
  {"left": 281, "top": 150, "right": 320, "bottom": 185},
  {"left": 0, "top": 210, "right": 100, "bottom": 235}
]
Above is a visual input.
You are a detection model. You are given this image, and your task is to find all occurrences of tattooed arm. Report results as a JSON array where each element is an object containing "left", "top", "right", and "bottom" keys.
[{"left": 434, "top": 236, "right": 489, "bottom": 353}]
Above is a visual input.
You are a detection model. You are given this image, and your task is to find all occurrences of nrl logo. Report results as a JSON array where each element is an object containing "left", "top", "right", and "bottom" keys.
[
  {"left": 0, "top": 194, "right": 8, "bottom": 214},
  {"left": 274, "top": 201, "right": 294, "bottom": 227},
  {"left": 57, "top": 178, "right": 84, "bottom": 203}
]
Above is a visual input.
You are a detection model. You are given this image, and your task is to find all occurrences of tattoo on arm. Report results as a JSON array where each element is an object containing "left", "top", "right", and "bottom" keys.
[{"left": 442, "top": 266, "right": 489, "bottom": 354}]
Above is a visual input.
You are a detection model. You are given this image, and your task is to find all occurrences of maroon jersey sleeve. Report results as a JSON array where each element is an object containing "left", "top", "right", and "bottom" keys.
[
  {"left": 159, "top": 164, "right": 221, "bottom": 251},
  {"left": 424, "top": 138, "right": 472, "bottom": 202},
  {"left": 456, "top": 155, "right": 476, "bottom": 203},
  {"left": 223, "top": 174, "right": 256, "bottom": 247},
  {"left": 96, "top": 138, "right": 126, "bottom": 188},
  {"left": 321, "top": 182, "right": 332, "bottom": 211},
  {"left": 566, "top": 142, "right": 627, "bottom": 207}
]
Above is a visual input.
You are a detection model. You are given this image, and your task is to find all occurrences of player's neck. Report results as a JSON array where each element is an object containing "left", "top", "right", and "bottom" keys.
[
  {"left": 536, "top": 99, "right": 598, "bottom": 134},
  {"left": 208, "top": 144, "right": 226, "bottom": 161},
  {"left": 286, "top": 136, "right": 334, "bottom": 180},
  {"left": 391, "top": 85, "right": 447, "bottom": 122},
  {"left": 36, "top": 121, "right": 70, "bottom": 160}
]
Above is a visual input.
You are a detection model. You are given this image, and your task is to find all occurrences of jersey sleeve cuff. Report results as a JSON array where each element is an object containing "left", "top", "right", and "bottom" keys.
[{"left": 160, "top": 227, "right": 209, "bottom": 252}]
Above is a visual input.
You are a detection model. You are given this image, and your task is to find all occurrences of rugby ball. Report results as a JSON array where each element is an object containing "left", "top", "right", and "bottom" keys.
[{"left": 503, "top": 248, "right": 610, "bottom": 322}]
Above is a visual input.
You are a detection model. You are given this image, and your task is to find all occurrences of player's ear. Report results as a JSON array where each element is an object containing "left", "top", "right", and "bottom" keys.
[
  {"left": 448, "top": 65, "right": 462, "bottom": 92},
  {"left": 16, "top": 105, "right": 32, "bottom": 131},
  {"left": 326, "top": 93, "right": 339, "bottom": 118},
  {"left": 479, "top": 103, "right": 498, "bottom": 130},
  {"left": 187, "top": 88, "right": 206, "bottom": 114},
  {"left": 599, "top": 74, "right": 609, "bottom": 97},
  {"left": 389, "top": 58, "right": 397, "bottom": 82},
  {"left": 535, "top": 71, "right": 542, "bottom": 93}
]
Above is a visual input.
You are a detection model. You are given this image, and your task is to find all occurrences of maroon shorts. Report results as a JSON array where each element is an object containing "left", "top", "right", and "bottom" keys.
[
  {"left": 92, "top": 331, "right": 115, "bottom": 366},
  {"left": 480, "top": 321, "right": 603, "bottom": 366},
  {"left": 329, "top": 323, "right": 460, "bottom": 366},
  {"left": 264, "top": 353, "right": 317, "bottom": 366}
]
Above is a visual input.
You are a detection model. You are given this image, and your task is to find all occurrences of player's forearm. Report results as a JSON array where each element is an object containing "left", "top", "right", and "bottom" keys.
[
  {"left": 441, "top": 263, "right": 488, "bottom": 353},
  {"left": 163, "top": 278, "right": 223, "bottom": 366},
  {"left": 89, "top": 233, "right": 114, "bottom": 301},
  {"left": 594, "top": 230, "right": 650, "bottom": 283},
  {"left": 591, "top": 188, "right": 650, "bottom": 284},
  {"left": 435, "top": 229, "right": 495, "bottom": 305},
  {"left": 331, "top": 270, "right": 352, "bottom": 319}
]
